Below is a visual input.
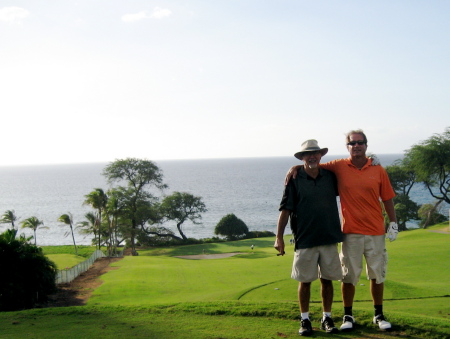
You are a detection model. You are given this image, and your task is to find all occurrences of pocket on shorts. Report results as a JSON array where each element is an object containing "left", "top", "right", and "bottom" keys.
[{"left": 339, "top": 251, "right": 349, "bottom": 278}]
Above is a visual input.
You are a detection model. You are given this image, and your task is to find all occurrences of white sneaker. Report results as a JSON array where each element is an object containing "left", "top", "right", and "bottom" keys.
[
  {"left": 340, "top": 315, "right": 355, "bottom": 331},
  {"left": 373, "top": 314, "right": 392, "bottom": 330}
]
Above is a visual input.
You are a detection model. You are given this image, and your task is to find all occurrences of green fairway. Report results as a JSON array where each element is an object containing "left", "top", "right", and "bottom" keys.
[
  {"left": 91, "top": 228, "right": 450, "bottom": 310},
  {"left": 89, "top": 252, "right": 291, "bottom": 305},
  {"left": 1, "top": 226, "right": 449, "bottom": 338}
]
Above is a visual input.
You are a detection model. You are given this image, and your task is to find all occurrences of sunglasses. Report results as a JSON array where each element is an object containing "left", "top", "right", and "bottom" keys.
[{"left": 347, "top": 141, "right": 366, "bottom": 146}]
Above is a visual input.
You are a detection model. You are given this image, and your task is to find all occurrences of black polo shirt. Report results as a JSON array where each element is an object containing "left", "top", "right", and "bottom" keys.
[{"left": 279, "top": 166, "right": 342, "bottom": 249}]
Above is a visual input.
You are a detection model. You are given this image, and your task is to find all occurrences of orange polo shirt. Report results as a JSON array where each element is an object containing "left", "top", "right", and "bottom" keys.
[{"left": 321, "top": 158, "right": 395, "bottom": 235}]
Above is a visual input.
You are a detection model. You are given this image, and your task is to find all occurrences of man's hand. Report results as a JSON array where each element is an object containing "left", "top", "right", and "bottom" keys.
[
  {"left": 284, "top": 165, "right": 301, "bottom": 185},
  {"left": 387, "top": 222, "right": 398, "bottom": 242},
  {"left": 274, "top": 237, "right": 285, "bottom": 256},
  {"left": 367, "top": 153, "right": 380, "bottom": 166}
]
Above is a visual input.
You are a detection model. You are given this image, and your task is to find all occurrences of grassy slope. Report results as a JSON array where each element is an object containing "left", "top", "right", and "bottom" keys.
[
  {"left": 42, "top": 245, "right": 103, "bottom": 270},
  {"left": 46, "top": 254, "right": 85, "bottom": 270},
  {"left": 1, "top": 225, "right": 449, "bottom": 339}
]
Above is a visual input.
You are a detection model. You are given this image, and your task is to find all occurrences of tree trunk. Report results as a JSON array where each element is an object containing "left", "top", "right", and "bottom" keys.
[
  {"left": 398, "top": 221, "right": 407, "bottom": 231},
  {"left": 70, "top": 224, "right": 78, "bottom": 256},
  {"left": 130, "top": 222, "right": 139, "bottom": 256},
  {"left": 177, "top": 223, "right": 188, "bottom": 240},
  {"left": 423, "top": 200, "right": 443, "bottom": 228}
]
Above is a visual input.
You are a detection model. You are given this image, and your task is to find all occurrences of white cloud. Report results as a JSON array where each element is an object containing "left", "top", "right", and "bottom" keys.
[
  {"left": 121, "top": 7, "right": 171, "bottom": 23},
  {"left": 0, "top": 6, "right": 30, "bottom": 23},
  {"left": 151, "top": 7, "right": 171, "bottom": 19},
  {"left": 121, "top": 11, "right": 148, "bottom": 23}
]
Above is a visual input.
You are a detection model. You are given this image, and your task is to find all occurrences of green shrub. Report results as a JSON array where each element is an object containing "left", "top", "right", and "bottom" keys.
[
  {"left": 214, "top": 214, "right": 249, "bottom": 240},
  {"left": 201, "top": 237, "right": 226, "bottom": 244},
  {"left": 0, "top": 229, "right": 57, "bottom": 311}
]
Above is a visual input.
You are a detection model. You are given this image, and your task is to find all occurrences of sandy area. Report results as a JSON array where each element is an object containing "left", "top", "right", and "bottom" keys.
[{"left": 429, "top": 228, "right": 450, "bottom": 234}]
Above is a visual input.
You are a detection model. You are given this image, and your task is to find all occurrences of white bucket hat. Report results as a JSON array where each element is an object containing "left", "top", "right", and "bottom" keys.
[{"left": 294, "top": 139, "right": 328, "bottom": 160}]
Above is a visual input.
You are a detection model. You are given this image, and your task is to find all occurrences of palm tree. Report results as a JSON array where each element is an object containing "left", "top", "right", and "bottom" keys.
[
  {"left": 20, "top": 216, "right": 47, "bottom": 245},
  {"left": 83, "top": 188, "right": 108, "bottom": 249},
  {"left": 58, "top": 212, "right": 78, "bottom": 255},
  {"left": 0, "top": 210, "right": 18, "bottom": 230},
  {"left": 76, "top": 212, "right": 98, "bottom": 246},
  {"left": 105, "top": 191, "right": 123, "bottom": 256}
]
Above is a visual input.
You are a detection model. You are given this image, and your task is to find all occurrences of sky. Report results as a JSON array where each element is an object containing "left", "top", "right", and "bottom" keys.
[{"left": 1, "top": 1, "right": 449, "bottom": 166}]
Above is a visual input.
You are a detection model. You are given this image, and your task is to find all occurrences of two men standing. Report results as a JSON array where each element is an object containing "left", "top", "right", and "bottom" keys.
[{"left": 275, "top": 130, "right": 398, "bottom": 336}]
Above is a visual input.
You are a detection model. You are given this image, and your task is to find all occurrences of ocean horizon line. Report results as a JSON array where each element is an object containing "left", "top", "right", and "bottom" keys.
[{"left": 0, "top": 153, "right": 405, "bottom": 168}]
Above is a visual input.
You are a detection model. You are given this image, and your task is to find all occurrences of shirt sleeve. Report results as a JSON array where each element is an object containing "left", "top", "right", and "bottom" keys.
[
  {"left": 321, "top": 160, "right": 338, "bottom": 173},
  {"left": 279, "top": 179, "right": 295, "bottom": 212}
]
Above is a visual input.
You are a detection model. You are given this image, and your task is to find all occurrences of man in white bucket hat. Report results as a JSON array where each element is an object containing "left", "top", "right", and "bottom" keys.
[{"left": 275, "top": 139, "right": 343, "bottom": 336}]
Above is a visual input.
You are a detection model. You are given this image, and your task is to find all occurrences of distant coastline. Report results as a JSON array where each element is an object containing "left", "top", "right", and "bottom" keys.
[{"left": 0, "top": 154, "right": 415, "bottom": 246}]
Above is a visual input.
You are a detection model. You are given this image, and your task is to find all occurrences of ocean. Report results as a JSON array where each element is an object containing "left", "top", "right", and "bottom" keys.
[{"left": 0, "top": 154, "right": 431, "bottom": 246}]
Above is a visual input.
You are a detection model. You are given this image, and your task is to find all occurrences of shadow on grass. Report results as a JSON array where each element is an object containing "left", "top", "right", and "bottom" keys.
[{"left": 234, "top": 252, "right": 274, "bottom": 259}]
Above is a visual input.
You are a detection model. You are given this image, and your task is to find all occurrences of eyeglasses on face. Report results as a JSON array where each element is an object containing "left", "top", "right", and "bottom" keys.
[{"left": 347, "top": 141, "right": 366, "bottom": 146}]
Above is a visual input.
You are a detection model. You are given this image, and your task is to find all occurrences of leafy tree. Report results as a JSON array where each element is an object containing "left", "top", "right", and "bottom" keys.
[
  {"left": 20, "top": 216, "right": 47, "bottom": 246},
  {"left": 140, "top": 203, "right": 183, "bottom": 242},
  {"left": 102, "top": 158, "right": 167, "bottom": 192},
  {"left": 214, "top": 213, "right": 249, "bottom": 240},
  {"left": 160, "top": 192, "right": 207, "bottom": 240},
  {"left": 83, "top": 188, "right": 108, "bottom": 249},
  {"left": 386, "top": 159, "right": 416, "bottom": 196},
  {"left": 109, "top": 186, "right": 157, "bottom": 255},
  {"left": 58, "top": 212, "right": 78, "bottom": 255},
  {"left": 102, "top": 158, "right": 167, "bottom": 255},
  {"left": 0, "top": 210, "right": 18, "bottom": 230},
  {"left": 405, "top": 127, "right": 450, "bottom": 205},
  {"left": 385, "top": 159, "right": 419, "bottom": 231},
  {"left": 0, "top": 229, "right": 57, "bottom": 311},
  {"left": 418, "top": 202, "right": 447, "bottom": 228},
  {"left": 391, "top": 194, "right": 419, "bottom": 231}
]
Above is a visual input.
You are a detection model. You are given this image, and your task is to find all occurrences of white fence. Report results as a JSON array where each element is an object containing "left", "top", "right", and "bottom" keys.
[{"left": 56, "top": 250, "right": 106, "bottom": 285}]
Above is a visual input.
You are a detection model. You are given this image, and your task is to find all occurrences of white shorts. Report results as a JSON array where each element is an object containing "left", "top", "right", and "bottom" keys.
[
  {"left": 291, "top": 244, "right": 342, "bottom": 283},
  {"left": 340, "top": 234, "right": 388, "bottom": 285}
]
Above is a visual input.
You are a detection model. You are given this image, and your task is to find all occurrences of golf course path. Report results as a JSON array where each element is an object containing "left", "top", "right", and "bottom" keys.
[{"left": 44, "top": 257, "right": 123, "bottom": 307}]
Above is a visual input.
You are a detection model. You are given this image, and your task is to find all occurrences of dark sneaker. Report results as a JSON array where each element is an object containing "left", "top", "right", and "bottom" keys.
[
  {"left": 340, "top": 315, "right": 355, "bottom": 331},
  {"left": 299, "top": 318, "right": 313, "bottom": 336},
  {"left": 321, "top": 316, "right": 339, "bottom": 334},
  {"left": 373, "top": 314, "right": 392, "bottom": 330}
]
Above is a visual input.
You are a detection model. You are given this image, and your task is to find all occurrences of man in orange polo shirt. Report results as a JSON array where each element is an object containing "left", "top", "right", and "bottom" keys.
[{"left": 286, "top": 129, "right": 398, "bottom": 332}]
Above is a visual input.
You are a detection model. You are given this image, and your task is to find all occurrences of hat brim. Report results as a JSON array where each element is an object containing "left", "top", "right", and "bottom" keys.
[{"left": 294, "top": 148, "right": 328, "bottom": 160}]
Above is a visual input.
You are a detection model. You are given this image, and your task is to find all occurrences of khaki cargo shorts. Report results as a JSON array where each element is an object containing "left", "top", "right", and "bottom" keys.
[
  {"left": 291, "top": 243, "right": 342, "bottom": 283},
  {"left": 340, "top": 234, "right": 388, "bottom": 285}
]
